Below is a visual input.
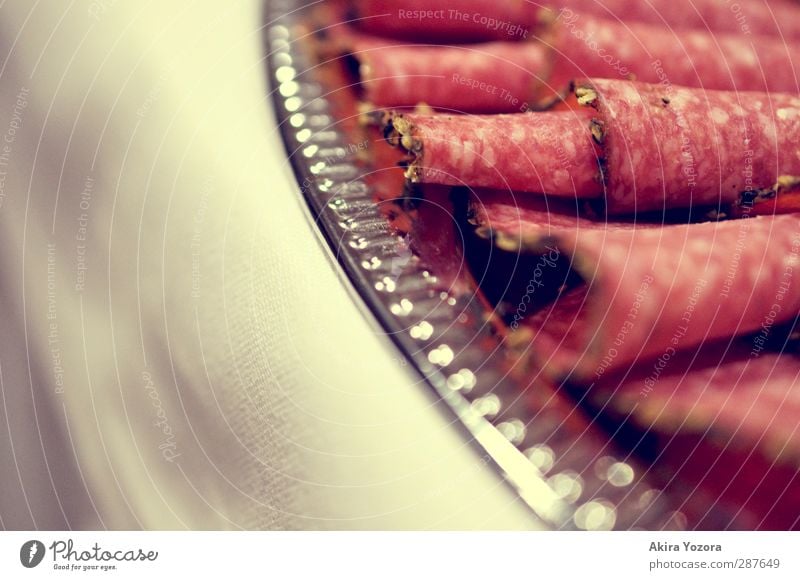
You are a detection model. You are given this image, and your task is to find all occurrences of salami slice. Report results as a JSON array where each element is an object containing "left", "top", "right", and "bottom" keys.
[
  {"left": 556, "top": 0, "right": 800, "bottom": 40},
  {"left": 337, "top": 14, "right": 800, "bottom": 114},
  {"left": 470, "top": 191, "right": 616, "bottom": 238},
  {"left": 588, "top": 341, "right": 800, "bottom": 529},
  {"left": 385, "top": 109, "right": 604, "bottom": 197},
  {"left": 346, "top": 37, "right": 549, "bottom": 113},
  {"left": 575, "top": 78, "right": 800, "bottom": 213},
  {"left": 348, "top": 0, "right": 540, "bottom": 43},
  {"left": 350, "top": 0, "right": 800, "bottom": 41},
  {"left": 548, "top": 12, "right": 800, "bottom": 94},
  {"left": 594, "top": 343, "right": 800, "bottom": 466},
  {"left": 387, "top": 80, "right": 800, "bottom": 213},
  {"left": 480, "top": 212, "right": 800, "bottom": 383},
  {"left": 466, "top": 192, "right": 800, "bottom": 528},
  {"left": 468, "top": 186, "right": 705, "bottom": 239}
]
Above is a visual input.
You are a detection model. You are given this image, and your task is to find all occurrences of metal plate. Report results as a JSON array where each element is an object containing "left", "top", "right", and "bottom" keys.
[{"left": 264, "top": 0, "right": 686, "bottom": 530}]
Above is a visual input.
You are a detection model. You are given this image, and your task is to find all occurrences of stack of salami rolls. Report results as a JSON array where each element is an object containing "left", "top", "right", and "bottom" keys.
[{"left": 322, "top": 0, "right": 800, "bottom": 528}]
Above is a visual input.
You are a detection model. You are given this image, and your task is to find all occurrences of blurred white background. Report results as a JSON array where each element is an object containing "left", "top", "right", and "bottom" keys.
[{"left": 0, "top": 0, "right": 539, "bottom": 530}]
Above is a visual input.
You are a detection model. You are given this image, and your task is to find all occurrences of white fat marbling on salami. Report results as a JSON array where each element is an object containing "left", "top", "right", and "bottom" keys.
[
  {"left": 519, "top": 214, "right": 800, "bottom": 383},
  {"left": 394, "top": 110, "right": 604, "bottom": 197},
  {"left": 351, "top": 35, "right": 547, "bottom": 113},
  {"left": 549, "top": 14, "right": 800, "bottom": 94},
  {"left": 355, "top": 0, "right": 800, "bottom": 42},
  {"left": 579, "top": 78, "right": 800, "bottom": 213}
]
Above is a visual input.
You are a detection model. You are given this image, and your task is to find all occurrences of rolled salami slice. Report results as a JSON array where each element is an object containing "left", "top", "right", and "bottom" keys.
[
  {"left": 350, "top": 0, "right": 800, "bottom": 41},
  {"left": 589, "top": 341, "right": 800, "bottom": 529},
  {"left": 348, "top": 0, "right": 540, "bottom": 43},
  {"left": 549, "top": 12, "right": 800, "bottom": 94},
  {"left": 594, "top": 343, "right": 800, "bottom": 466},
  {"left": 336, "top": 15, "right": 800, "bottom": 114},
  {"left": 576, "top": 78, "right": 800, "bottom": 213},
  {"left": 386, "top": 80, "right": 800, "bottom": 213},
  {"left": 346, "top": 37, "right": 549, "bottom": 113},
  {"left": 385, "top": 109, "right": 604, "bottom": 197},
  {"left": 466, "top": 190, "right": 663, "bottom": 323},
  {"left": 468, "top": 189, "right": 658, "bottom": 261},
  {"left": 480, "top": 212, "right": 800, "bottom": 383}
]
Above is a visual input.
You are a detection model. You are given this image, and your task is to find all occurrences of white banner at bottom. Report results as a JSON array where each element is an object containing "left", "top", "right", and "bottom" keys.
[{"left": 0, "top": 531, "right": 798, "bottom": 579}]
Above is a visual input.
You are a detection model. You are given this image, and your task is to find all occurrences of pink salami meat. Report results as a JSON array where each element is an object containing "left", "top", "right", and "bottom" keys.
[
  {"left": 472, "top": 193, "right": 800, "bottom": 525},
  {"left": 595, "top": 344, "right": 800, "bottom": 466},
  {"left": 337, "top": 15, "right": 800, "bottom": 114},
  {"left": 350, "top": 0, "right": 800, "bottom": 41},
  {"left": 585, "top": 0, "right": 800, "bottom": 40},
  {"left": 558, "top": 0, "right": 800, "bottom": 39},
  {"left": 548, "top": 12, "right": 800, "bottom": 94},
  {"left": 385, "top": 109, "right": 604, "bottom": 197},
  {"left": 576, "top": 78, "right": 800, "bottom": 213},
  {"left": 346, "top": 37, "right": 549, "bottom": 113},
  {"left": 468, "top": 188, "right": 669, "bottom": 250},
  {"left": 471, "top": 191, "right": 617, "bottom": 237},
  {"left": 499, "top": 213, "right": 800, "bottom": 383},
  {"left": 386, "top": 79, "right": 800, "bottom": 213},
  {"left": 590, "top": 341, "right": 800, "bottom": 529},
  {"left": 348, "top": 0, "right": 539, "bottom": 43}
]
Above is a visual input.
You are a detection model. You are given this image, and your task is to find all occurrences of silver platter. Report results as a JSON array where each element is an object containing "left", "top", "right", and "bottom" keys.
[{"left": 264, "top": 0, "right": 686, "bottom": 530}]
